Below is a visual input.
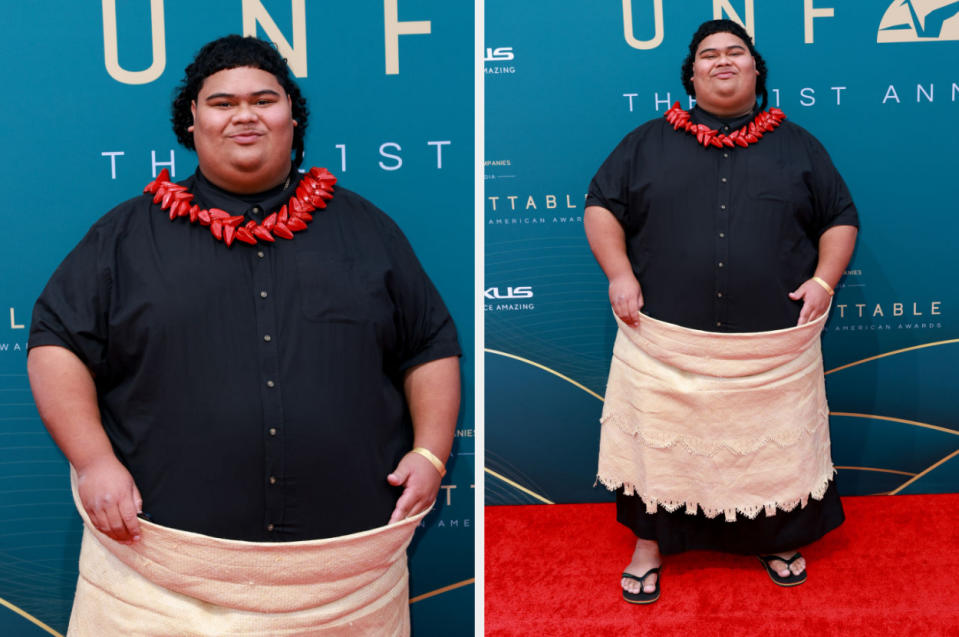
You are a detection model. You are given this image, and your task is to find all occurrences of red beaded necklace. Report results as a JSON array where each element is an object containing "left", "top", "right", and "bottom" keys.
[
  {"left": 664, "top": 101, "right": 786, "bottom": 149},
  {"left": 143, "top": 167, "right": 336, "bottom": 247}
]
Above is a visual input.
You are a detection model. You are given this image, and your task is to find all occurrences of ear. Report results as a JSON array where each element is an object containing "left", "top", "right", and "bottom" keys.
[{"left": 188, "top": 100, "right": 197, "bottom": 133}]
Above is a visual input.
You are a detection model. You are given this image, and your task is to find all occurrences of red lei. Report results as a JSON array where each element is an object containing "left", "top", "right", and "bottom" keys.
[
  {"left": 143, "top": 167, "right": 336, "bottom": 247},
  {"left": 664, "top": 102, "right": 786, "bottom": 149}
]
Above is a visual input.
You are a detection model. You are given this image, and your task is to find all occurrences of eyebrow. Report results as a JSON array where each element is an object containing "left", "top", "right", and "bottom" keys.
[
  {"left": 698, "top": 45, "right": 747, "bottom": 55},
  {"left": 203, "top": 89, "right": 282, "bottom": 101}
]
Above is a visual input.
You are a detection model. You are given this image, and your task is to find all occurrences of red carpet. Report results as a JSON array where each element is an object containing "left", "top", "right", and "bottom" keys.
[{"left": 485, "top": 495, "right": 959, "bottom": 636}]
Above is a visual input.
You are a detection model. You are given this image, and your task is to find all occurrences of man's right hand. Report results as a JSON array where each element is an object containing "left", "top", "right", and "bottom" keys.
[
  {"left": 609, "top": 273, "right": 644, "bottom": 327},
  {"left": 76, "top": 456, "right": 143, "bottom": 544}
]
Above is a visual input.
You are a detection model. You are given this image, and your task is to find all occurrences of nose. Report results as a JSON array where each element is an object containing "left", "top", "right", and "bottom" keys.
[{"left": 232, "top": 102, "right": 257, "bottom": 123}]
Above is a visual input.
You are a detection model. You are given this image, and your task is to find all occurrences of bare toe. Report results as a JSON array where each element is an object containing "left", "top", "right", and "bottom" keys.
[{"left": 791, "top": 556, "right": 806, "bottom": 575}]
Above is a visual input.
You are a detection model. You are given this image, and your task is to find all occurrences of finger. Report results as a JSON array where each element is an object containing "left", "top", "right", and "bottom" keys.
[
  {"left": 788, "top": 289, "right": 802, "bottom": 300},
  {"left": 89, "top": 505, "right": 112, "bottom": 536},
  {"left": 133, "top": 483, "right": 143, "bottom": 513},
  {"left": 387, "top": 465, "right": 410, "bottom": 487},
  {"left": 104, "top": 503, "right": 130, "bottom": 542},
  {"left": 404, "top": 497, "right": 430, "bottom": 518},
  {"left": 389, "top": 491, "right": 415, "bottom": 523},
  {"left": 612, "top": 303, "right": 630, "bottom": 325},
  {"left": 118, "top": 494, "right": 141, "bottom": 541},
  {"left": 624, "top": 296, "right": 639, "bottom": 326},
  {"left": 797, "top": 302, "right": 812, "bottom": 326}
]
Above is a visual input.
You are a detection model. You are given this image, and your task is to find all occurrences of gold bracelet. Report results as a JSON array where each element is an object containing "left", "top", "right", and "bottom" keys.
[
  {"left": 411, "top": 447, "right": 446, "bottom": 477},
  {"left": 811, "top": 276, "right": 834, "bottom": 296}
]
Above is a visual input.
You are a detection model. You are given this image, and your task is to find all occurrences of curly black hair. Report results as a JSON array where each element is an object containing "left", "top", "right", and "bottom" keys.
[
  {"left": 680, "top": 19, "right": 768, "bottom": 111},
  {"left": 171, "top": 35, "right": 309, "bottom": 169}
]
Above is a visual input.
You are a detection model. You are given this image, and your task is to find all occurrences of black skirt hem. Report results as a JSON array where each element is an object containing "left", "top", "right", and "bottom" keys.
[{"left": 615, "top": 479, "right": 845, "bottom": 555}]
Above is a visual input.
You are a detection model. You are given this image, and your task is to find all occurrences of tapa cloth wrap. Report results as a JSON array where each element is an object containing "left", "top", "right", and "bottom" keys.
[
  {"left": 67, "top": 470, "right": 429, "bottom": 636},
  {"left": 596, "top": 311, "right": 835, "bottom": 522}
]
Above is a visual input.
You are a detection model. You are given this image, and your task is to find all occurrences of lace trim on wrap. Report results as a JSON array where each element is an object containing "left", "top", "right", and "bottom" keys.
[
  {"left": 595, "top": 471, "right": 836, "bottom": 522},
  {"left": 598, "top": 407, "right": 829, "bottom": 458}
]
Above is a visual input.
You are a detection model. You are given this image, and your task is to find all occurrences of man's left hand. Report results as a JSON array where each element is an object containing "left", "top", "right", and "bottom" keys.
[
  {"left": 788, "top": 279, "right": 832, "bottom": 325},
  {"left": 386, "top": 451, "right": 442, "bottom": 523}
]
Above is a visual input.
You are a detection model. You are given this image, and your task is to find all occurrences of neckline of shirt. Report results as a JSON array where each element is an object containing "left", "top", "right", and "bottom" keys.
[
  {"left": 192, "top": 169, "right": 300, "bottom": 217},
  {"left": 690, "top": 102, "right": 762, "bottom": 133}
]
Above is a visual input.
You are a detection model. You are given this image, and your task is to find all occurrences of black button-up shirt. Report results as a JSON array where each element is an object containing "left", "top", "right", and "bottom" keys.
[
  {"left": 30, "top": 170, "right": 460, "bottom": 541},
  {"left": 586, "top": 105, "right": 859, "bottom": 332}
]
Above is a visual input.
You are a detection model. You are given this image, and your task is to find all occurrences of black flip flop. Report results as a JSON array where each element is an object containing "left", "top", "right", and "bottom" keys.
[
  {"left": 621, "top": 567, "right": 661, "bottom": 604},
  {"left": 757, "top": 553, "right": 807, "bottom": 587}
]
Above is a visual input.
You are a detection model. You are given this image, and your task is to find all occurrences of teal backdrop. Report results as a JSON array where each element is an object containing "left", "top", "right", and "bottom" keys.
[
  {"left": 0, "top": 2, "right": 474, "bottom": 635},
  {"left": 485, "top": 1, "right": 959, "bottom": 506}
]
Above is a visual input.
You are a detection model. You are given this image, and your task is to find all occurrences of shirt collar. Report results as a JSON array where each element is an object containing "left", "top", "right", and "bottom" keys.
[
  {"left": 190, "top": 169, "right": 300, "bottom": 219},
  {"left": 691, "top": 102, "right": 760, "bottom": 132}
]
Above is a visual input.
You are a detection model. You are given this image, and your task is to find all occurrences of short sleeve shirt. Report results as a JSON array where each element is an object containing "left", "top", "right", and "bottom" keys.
[
  {"left": 29, "top": 170, "right": 460, "bottom": 541},
  {"left": 586, "top": 106, "right": 859, "bottom": 332}
]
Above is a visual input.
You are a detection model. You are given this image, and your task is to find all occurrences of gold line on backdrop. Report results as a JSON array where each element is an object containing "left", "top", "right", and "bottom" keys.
[
  {"left": 484, "top": 468, "right": 555, "bottom": 504},
  {"left": 484, "top": 349, "right": 604, "bottom": 401},
  {"left": 831, "top": 412, "right": 959, "bottom": 437},
  {"left": 0, "top": 597, "right": 63, "bottom": 637},
  {"left": 889, "top": 448, "right": 959, "bottom": 495},
  {"left": 835, "top": 466, "right": 916, "bottom": 477},
  {"left": 408, "top": 578, "right": 474, "bottom": 604},
  {"left": 825, "top": 338, "right": 959, "bottom": 375}
]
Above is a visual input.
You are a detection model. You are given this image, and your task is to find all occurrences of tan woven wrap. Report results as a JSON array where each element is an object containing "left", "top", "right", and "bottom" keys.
[
  {"left": 67, "top": 471, "right": 428, "bottom": 636},
  {"left": 596, "top": 311, "right": 835, "bottom": 522}
]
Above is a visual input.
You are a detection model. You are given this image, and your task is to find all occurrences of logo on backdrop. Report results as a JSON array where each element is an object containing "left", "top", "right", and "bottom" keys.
[
  {"left": 485, "top": 46, "right": 516, "bottom": 76},
  {"left": 100, "top": 140, "right": 454, "bottom": 180},
  {"left": 830, "top": 271, "right": 945, "bottom": 331},
  {"left": 487, "top": 193, "right": 586, "bottom": 228},
  {"left": 619, "top": 0, "right": 959, "bottom": 49},
  {"left": 620, "top": 79, "right": 957, "bottom": 114},
  {"left": 485, "top": 158, "right": 516, "bottom": 181},
  {"left": 1, "top": 307, "right": 27, "bottom": 355},
  {"left": 485, "top": 286, "right": 535, "bottom": 312},
  {"left": 878, "top": 0, "right": 959, "bottom": 42}
]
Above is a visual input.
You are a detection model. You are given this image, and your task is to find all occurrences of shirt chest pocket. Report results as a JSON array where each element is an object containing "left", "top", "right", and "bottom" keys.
[
  {"left": 296, "top": 252, "right": 372, "bottom": 323},
  {"left": 743, "top": 157, "right": 814, "bottom": 231}
]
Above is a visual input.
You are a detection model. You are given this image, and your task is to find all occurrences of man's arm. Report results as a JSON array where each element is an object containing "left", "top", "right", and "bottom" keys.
[
  {"left": 788, "top": 224, "right": 859, "bottom": 325},
  {"left": 27, "top": 345, "right": 142, "bottom": 543},
  {"left": 387, "top": 355, "right": 460, "bottom": 523},
  {"left": 584, "top": 205, "right": 643, "bottom": 326}
]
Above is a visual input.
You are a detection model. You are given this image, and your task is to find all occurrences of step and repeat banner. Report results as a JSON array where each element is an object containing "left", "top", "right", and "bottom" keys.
[
  {"left": 486, "top": 1, "right": 959, "bottom": 506},
  {"left": 0, "top": 2, "right": 473, "bottom": 635}
]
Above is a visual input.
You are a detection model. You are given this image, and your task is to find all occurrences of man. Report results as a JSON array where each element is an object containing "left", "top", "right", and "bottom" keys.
[
  {"left": 28, "top": 35, "right": 460, "bottom": 633},
  {"left": 585, "top": 20, "right": 858, "bottom": 603}
]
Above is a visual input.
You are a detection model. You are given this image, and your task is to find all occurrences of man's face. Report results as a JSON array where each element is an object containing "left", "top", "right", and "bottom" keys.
[
  {"left": 690, "top": 31, "right": 758, "bottom": 117},
  {"left": 190, "top": 66, "right": 296, "bottom": 194}
]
